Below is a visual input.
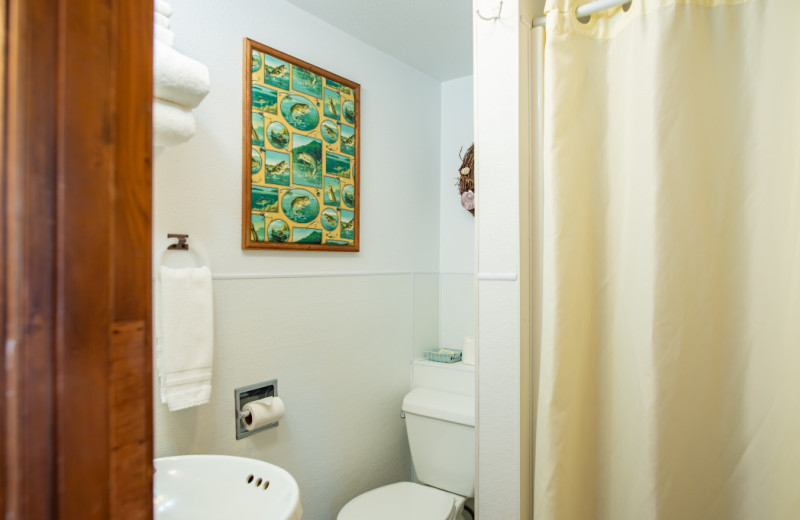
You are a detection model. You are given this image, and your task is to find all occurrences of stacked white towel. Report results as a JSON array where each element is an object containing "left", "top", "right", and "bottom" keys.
[
  {"left": 153, "top": 0, "right": 210, "bottom": 148},
  {"left": 158, "top": 266, "right": 215, "bottom": 411},
  {"left": 154, "top": 41, "right": 210, "bottom": 109},
  {"left": 153, "top": 99, "right": 196, "bottom": 147}
]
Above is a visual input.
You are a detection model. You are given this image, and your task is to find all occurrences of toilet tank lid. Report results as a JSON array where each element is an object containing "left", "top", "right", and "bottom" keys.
[{"left": 402, "top": 388, "right": 474, "bottom": 427}]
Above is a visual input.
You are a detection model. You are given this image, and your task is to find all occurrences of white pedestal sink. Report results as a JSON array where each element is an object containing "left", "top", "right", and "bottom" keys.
[{"left": 154, "top": 455, "right": 302, "bottom": 520}]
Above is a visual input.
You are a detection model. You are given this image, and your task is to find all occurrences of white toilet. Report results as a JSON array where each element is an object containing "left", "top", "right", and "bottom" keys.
[{"left": 338, "top": 387, "right": 475, "bottom": 520}]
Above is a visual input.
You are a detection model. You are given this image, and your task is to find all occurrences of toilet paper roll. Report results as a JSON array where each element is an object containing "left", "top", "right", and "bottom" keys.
[
  {"left": 462, "top": 337, "right": 476, "bottom": 366},
  {"left": 242, "top": 396, "right": 285, "bottom": 431}
]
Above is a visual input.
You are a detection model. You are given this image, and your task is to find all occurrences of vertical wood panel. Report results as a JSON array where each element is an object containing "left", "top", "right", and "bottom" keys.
[
  {"left": 55, "top": 0, "right": 113, "bottom": 516},
  {"left": 1, "top": 0, "right": 8, "bottom": 514},
  {"left": 3, "top": 0, "right": 58, "bottom": 518},
  {"left": 109, "top": 0, "right": 153, "bottom": 516},
  {"left": 110, "top": 321, "right": 150, "bottom": 520},
  {"left": 4, "top": 0, "right": 153, "bottom": 518}
]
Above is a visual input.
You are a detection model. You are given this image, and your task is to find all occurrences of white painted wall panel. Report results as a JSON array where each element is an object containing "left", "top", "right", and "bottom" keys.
[
  {"left": 155, "top": 276, "right": 414, "bottom": 519},
  {"left": 474, "top": 0, "right": 526, "bottom": 517},
  {"left": 440, "top": 76, "right": 476, "bottom": 275}
]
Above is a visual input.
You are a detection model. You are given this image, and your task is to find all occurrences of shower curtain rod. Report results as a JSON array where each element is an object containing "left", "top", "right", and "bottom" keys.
[{"left": 531, "top": 0, "right": 632, "bottom": 27}]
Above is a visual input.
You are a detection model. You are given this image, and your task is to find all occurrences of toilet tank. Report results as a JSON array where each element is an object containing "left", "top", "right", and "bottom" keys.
[{"left": 401, "top": 388, "right": 475, "bottom": 497}]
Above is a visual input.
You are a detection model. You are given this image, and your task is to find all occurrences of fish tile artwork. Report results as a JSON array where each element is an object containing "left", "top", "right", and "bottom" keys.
[{"left": 244, "top": 39, "right": 359, "bottom": 251}]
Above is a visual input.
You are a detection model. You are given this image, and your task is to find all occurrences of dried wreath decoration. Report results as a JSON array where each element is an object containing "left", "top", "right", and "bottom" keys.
[{"left": 456, "top": 144, "right": 475, "bottom": 216}]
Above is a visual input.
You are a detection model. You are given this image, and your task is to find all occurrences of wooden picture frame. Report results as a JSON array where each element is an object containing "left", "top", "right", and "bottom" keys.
[{"left": 243, "top": 38, "right": 360, "bottom": 251}]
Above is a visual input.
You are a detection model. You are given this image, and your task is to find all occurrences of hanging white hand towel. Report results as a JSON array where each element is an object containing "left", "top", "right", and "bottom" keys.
[{"left": 158, "top": 265, "right": 214, "bottom": 411}]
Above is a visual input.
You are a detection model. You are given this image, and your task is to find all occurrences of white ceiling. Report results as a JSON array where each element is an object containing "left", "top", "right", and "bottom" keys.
[{"left": 284, "top": 0, "right": 473, "bottom": 81}]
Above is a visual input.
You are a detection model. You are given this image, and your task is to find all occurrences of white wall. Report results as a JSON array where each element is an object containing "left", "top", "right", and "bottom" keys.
[
  {"left": 439, "top": 76, "right": 475, "bottom": 275},
  {"left": 154, "top": 1, "right": 442, "bottom": 519},
  {"left": 439, "top": 77, "right": 476, "bottom": 351},
  {"left": 473, "top": 0, "right": 535, "bottom": 517},
  {"left": 155, "top": 0, "right": 441, "bottom": 275}
]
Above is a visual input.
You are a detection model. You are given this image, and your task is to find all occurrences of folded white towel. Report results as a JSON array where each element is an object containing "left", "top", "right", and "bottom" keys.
[
  {"left": 154, "top": 24, "right": 175, "bottom": 47},
  {"left": 155, "top": 0, "right": 172, "bottom": 17},
  {"left": 158, "top": 266, "right": 214, "bottom": 411},
  {"left": 153, "top": 98, "right": 196, "bottom": 146},
  {"left": 154, "top": 40, "right": 210, "bottom": 109},
  {"left": 155, "top": 11, "right": 170, "bottom": 28}
]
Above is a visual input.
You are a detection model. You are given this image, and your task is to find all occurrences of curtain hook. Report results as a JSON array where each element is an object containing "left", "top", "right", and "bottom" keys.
[{"left": 476, "top": 0, "right": 503, "bottom": 21}]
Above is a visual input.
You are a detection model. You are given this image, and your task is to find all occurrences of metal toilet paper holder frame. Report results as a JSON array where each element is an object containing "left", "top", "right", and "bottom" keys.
[{"left": 234, "top": 379, "right": 278, "bottom": 440}]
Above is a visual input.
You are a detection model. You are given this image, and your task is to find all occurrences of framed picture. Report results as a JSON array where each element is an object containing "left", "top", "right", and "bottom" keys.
[{"left": 243, "top": 38, "right": 360, "bottom": 251}]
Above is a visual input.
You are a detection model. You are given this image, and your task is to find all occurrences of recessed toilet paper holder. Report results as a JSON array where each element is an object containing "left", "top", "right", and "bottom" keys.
[{"left": 234, "top": 379, "right": 278, "bottom": 440}]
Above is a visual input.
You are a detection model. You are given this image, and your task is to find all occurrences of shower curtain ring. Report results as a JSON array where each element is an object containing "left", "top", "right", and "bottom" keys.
[{"left": 476, "top": 0, "right": 503, "bottom": 21}]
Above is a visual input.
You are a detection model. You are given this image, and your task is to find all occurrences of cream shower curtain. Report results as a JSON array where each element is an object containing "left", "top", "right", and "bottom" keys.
[{"left": 534, "top": 1, "right": 800, "bottom": 519}]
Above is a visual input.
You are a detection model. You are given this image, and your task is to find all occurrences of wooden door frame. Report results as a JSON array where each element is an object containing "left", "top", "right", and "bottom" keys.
[{"left": 2, "top": 0, "right": 154, "bottom": 518}]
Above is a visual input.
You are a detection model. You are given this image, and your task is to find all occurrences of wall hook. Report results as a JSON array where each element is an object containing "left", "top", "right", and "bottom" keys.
[{"left": 476, "top": 0, "right": 503, "bottom": 21}]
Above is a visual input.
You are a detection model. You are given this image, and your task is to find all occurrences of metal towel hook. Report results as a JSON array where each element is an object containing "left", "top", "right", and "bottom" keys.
[{"left": 476, "top": 0, "right": 503, "bottom": 21}]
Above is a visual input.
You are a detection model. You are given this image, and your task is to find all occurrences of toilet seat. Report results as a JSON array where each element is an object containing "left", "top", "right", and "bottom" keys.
[{"left": 337, "top": 482, "right": 465, "bottom": 520}]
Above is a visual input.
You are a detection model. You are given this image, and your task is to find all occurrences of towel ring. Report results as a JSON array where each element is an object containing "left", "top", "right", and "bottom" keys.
[
  {"left": 476, "top": 0, "right": 503, "bottom": 21},
  {"left": 167, "top": 233, "right": 189, "bottom": 250},
  {"left": 160, "top": 233, "right": 205, "bottom": 271}
]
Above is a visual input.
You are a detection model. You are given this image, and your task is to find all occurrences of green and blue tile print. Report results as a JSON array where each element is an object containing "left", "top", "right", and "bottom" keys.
[
  {"left": 263, "top": 55, "right": 290, "bottom": 90},
  {"left": 342, "top": 100, "right": 355, "bottom": 124},
  {"left": 292, "top": 134, "right": 322, "bottom": 188},
  {"left": 320, "top": 208, "right": 339, "bottom": 231},
  {"left": 341, "top": 184, "right": 355, "bottom": 208},
  {"left": 251, "top": 214, "right": 266, "bottom": 241},
  {"left": 280, "top": 94, "right": 319, "bottom": 131},
  {"left": 340, "top": 124, "right": 355, "bottom": 155},
  {"left": 252, "top": 185, "right": 279, "bottom": 213},
  {"left": 263, "top": 150, "right": 290, "bottom": 186},
  {"left": 323, "top": 176, "right": 341, "bottom": 206},
  {"left": 323, "top": 88, "right": 341, "bottom": 120},
  {"left": 292, "top": 65, "right": 322, "bottom": 99},
  {"left": 267, "top": 219, "right": 290, "bottom": 242},
  {"left": 266, "top": 121, "right": 290, "bottom": 149},
  {"left": 339, "top": 209, "right": 355, "bottom": 240},
  {"left": 251, "top": 147, "right": 262, "bottom": 175},
  {"left": 325, "top": 78, "right": 353, "bottom": 95},
  {"left": 251, "top": 50, "right": 262, "bottom": 72},
  {"left": 292, "top": 227, "right": 323, "bottom": 244},
  {"left": 281, "top": 188, "right": 320, "bottom": 224},
  {"left": 247, "top": 42, "right": 358, "bottom": 249},
  {"left": 325, "top": 152, "right": 350, "bottom": 178},
  {"left": 252, "top": 84, "right": 278, "bottom": 114},
  {"left": 321, "top": 120, "right": 339, "bottom": 143},
  {"left": 252, "top": 112, "right": 265, "bottom": 146}
]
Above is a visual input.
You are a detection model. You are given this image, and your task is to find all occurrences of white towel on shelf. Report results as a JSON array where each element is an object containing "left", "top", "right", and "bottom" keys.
[
  {"left": 154, "top": 24, "right": 175, "bottom": 47},
  {"left": 154, "top": 40, "right": 210, "bottom": 109},
  {"left": 155, "top": 11, "right": 170, "bottom": 28},
  {"left": 158, "top": 266, "right": 214, "bottom": 411},
  {"left": 153, "top": 98, "right": 196, "bottom": 146},
  {"left": 155, "top": 0, "right": 172, "bottom": 17}
]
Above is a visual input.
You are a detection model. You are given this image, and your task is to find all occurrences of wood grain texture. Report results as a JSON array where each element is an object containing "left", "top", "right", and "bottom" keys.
[
  {"left": 3, "top": 0, "right": 59, "bottom": 518},
  {"left": 110, "top": 321, "right": 150, "bottom": 520},
  {"left": 56, "top": 1, "right": 114, "bottom": 516},
  {"left": 242, "top": 38, "right": 361, "bottom": 252},
  {"left": 3, "top": 0, "right": 154, "bottom": 518},
  {"left": 110, "top": 0, "right": 153, "bottom": 517}
]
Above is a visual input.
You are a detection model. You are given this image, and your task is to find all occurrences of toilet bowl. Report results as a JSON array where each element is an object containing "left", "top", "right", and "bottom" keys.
[
  {"left": 337, "top": 482, "right": 465, "bottom": 520},
  {"left": 338, "top": 387, "right": 475, "bottom": 520}
]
